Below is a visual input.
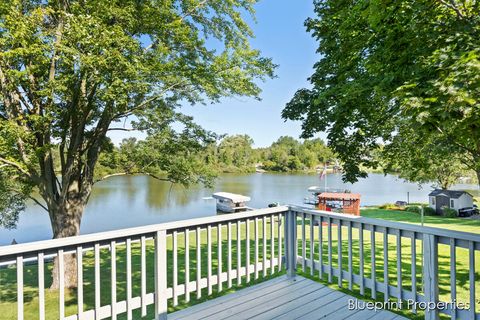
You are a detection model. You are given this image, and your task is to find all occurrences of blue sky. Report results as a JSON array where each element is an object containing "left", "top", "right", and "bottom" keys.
[{"left": 108, "top": 1, "right": 321, "bottom": 148}]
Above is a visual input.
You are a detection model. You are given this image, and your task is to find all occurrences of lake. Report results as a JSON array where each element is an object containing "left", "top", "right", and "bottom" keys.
[{"left": 1, "top": 173, "right": 476, "bottom": 245}]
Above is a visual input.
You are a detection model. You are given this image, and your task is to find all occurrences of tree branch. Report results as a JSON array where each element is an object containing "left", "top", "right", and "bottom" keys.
[
  {"left": 28, "top": 195, "right": 49, "bottom": 212},
  {"left": 94, "top": 171, "right": 172, "bottom": 184},
  {"left": 47, "top": 12, "right": 65, "bottom": 104},
  {"left": 0, "top": 157, "right": 31, "bottom": 177},
  {"left": 107, "top": 127, "right": 137, "bottom": 132},
  {"left": 113, "top": 80, "right": 190, "bottom": 119},
  {"left": 437, "top": 0, "right": 465, "bottom": 18}
]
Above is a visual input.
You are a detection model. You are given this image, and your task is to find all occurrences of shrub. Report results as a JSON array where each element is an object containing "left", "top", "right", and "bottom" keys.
[
  {"left": 378, "top": 203, "right": 398, "bottom": 210},
  {"left": 422, "top": 206, "right": 437, "bottom": 216},
  {"left": 443, "top": 207, "right": 457, "bottom": 218},
  {"left": 405, "top": 205, "right": 422, "bottom": 214}
]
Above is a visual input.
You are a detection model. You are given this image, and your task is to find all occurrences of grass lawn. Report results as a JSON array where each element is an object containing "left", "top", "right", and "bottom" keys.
[
  {"left": 0, "top": 209, "right": 479, "bottom": 319},
  {"left": 0, "top": 219, "right": 284, "bottom": 320}
]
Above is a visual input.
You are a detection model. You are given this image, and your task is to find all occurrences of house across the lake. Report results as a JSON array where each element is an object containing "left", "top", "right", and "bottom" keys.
[{"left": 428, "top": 189, "right": 473, "bottom": 215}]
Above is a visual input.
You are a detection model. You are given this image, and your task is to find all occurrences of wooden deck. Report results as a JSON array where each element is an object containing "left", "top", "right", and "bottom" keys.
[{"left": 168, "top": 275, "right": 406, "bottom": 320}]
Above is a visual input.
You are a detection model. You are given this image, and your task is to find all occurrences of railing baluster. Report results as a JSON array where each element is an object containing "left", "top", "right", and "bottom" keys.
[
  {"left": 208, "top": 225, "right": 213, "bottom": 293},
  {"left": 348, "top": 221, "right": 352, "bottom": 290},
  {"left": 173, "top": 231, "right": 178, "bottom": 306},
  {"left": 17, "top": 255, "right": 23, "bottom": 320},
  {"left": 359, "top": 223, "right": 364, "bottom": 295},
  {"left": 284, "top": 214, "right": 287, "bottom": 272},
  {"left": 338, "top": 219, "right": 342, "bottom": 288},
  {"left": 228, "top": 222, "right": 232, "bottom": 287},
  {"left": 278, "top": 214, "right": 282, "bottom": 272},
  {"left": 270, "top": 215, "right": 275, "bottom": 275},
  {"left": 246, "top": 219, "right": 251, "bottom": 282},
  {"left": 58, "top": 249, "right": 65, "bottom": 320},
  {"left": 196, "top": 227, "right": 201, "bottom": 299},
  {"left": 38, "top": 253, "right": 45, "bottom": 320},
  {"left": 77, "top": 246, "right": 83, "bottom": 318},
  {"left": 141, "top": 236, "right": 147, "bottom": 317},
  {"left": 294, "top": 212, "right": 298, "bottom": 268},
  {"left": 450, "top": 238, "right": 456, "bottom": 320},
  {"left": 126, "top": 238, "right": 132, "bottom": 320},
  {"left": 111, "top": 241, "right": 117, "bottom": 320},
  {"left": 185, "top": 228, "right": 190, "bottom": 302},
  {"left": 423, "top": 234, "right": 439, "bottom": 320},
  {"left": 301, "top": 213, "right": 306, "bottom": 272},
  {"left": 411, "top": 233, "right": 417, "bottom": 315},
  {"left": 237, "top": 220, "right": 241, "bottom": 286},
  {"left": 319, "top": 216, "right": 323, "bottom": 279},
  {"left": 263, "top": 215, "right": 267, "bottom": 277},
  {"left": 383, "top": 228, "right": 388, "bottom": 302},
  {"left": 217, "top": 224, "right": 222, "bottom": 293},
  {"left": 254, "top": 217, "right": 259, "bottom": 279},
  {"left": 155, "top": 230, "right": 167, "bottom": 320},
  {"left": 310, "top": 214, "right": 314, "bottom": 276},
  {"left": 285, "top": 210, "right": 298, "bottom": 278},
  {"left": 396, "top": 230, "right": 402, "bottom": 303},
  {"left": 328, "top": 217, "right": 332, "bottom": 283},
  {"left": 469, "top": 241, "right": 475, "bottom": 319},
  {"left": 94, "top": 243, "right": 101, "bottom": 319},
  {"left": 371, "top": 226, "right": 376, "bottom": 299}
]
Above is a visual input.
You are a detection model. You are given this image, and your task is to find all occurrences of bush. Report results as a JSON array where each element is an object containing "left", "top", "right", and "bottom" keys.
[
  {"left": 422, "top": 206, "right": 437, "bottom": 216},
  {"left": 442, "top": 207, "right": 457, "bottom": 218},
  {"left": 405, "top": 205, "right": 422, "bottom": 214},
  {"left": 378, "top": 203, "right": 398, "bottom": 210}
]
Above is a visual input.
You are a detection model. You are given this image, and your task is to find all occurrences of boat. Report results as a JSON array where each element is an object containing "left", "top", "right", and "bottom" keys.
[{"left": 212, "top": 192, "right": 251, "bottom": 213}]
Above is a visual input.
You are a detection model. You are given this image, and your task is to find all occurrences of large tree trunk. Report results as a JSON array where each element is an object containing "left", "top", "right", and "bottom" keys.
[
  {"left": 476, "top": 169, "right": 480, "bottom": 191},
  {"left": 49, "top": 199, "right": 86, "bottom": 290}
]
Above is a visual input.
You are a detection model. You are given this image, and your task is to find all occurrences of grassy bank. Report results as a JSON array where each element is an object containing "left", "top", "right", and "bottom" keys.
[{"left": 0, "top": 210, "right": 479, "bottom": 319}]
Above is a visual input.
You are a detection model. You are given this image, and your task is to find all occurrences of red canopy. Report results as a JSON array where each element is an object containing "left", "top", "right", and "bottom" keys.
[{"left": 318, "top": 193, "right": 361, "bottom": 200}]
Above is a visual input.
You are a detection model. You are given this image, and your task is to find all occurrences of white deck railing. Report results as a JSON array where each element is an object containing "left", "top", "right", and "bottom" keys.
[
  {"left": 0, "top": 205, "right": 479, "bottom": 320},
  {"left": 289, "top": 206, "right": 480, "bottom": 320}
]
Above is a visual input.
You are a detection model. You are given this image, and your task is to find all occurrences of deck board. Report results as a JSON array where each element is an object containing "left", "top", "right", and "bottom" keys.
[{"left": 168, "top": 276, "right": 407, "bottom": 320}]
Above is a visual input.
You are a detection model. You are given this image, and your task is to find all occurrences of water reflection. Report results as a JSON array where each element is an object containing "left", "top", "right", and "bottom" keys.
[{"left": 1, "top": 173, "right": 476, "bottom": 245}]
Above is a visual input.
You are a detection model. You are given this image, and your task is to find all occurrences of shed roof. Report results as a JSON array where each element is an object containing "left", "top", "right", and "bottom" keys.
[
  {"left": 212, "top": 192, "right": 251, "bottom": 202},
  {"left": 428, "top": 189, "right": 471, "bottom": 199},
  {"left": 318, "top": 193, "right": 361, "bottom": 200}
]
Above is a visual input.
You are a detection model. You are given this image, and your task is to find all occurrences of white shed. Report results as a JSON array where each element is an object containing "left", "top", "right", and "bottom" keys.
[{"left": 428, "top": 189, "right": 473, "bottom": 215}]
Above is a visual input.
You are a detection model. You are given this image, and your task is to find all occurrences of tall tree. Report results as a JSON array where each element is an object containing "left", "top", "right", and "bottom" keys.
[
  {"left": 283, "top": 0, "right": 480, "bottom": 184},
  {"left": 382, "top": 127, "right": 467, "bottom": 189},
  {"left": 218, "top": 134, "right": 255, "bottom": 169},
  {"left": 0, "top": 0, "right": 274, "bottom": 288}
]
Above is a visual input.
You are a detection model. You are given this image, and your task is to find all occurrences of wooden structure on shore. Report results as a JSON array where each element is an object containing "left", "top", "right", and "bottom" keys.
[{"left": 317, "top": 192, "right": 361, "bottom": 216}]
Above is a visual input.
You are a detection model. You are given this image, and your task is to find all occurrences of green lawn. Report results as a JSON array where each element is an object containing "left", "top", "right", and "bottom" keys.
[
  {"left": 0, "top": 219, "right": 283, "bottom": 319},
  {"left": 0, "top": 209, "right": 479, "bottom": 319}
]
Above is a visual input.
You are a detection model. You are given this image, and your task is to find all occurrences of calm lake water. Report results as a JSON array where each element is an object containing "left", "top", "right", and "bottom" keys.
[{"left": 1, "top": 173, "right": 476, "bottom": 245}]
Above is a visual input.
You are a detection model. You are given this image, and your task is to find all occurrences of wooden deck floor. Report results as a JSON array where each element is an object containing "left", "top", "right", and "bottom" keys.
[{"left": 168, "top": 275, "right": 407, "bottom": 320}]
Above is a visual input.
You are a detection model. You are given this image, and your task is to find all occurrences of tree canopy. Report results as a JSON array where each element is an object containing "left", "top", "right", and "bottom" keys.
[
  {"left": 0, "top": 0, "right": 275, "bottom": 241},
  {"left": 283, "top": 0, "right": 480, "bottom": 185},
  {"left": 260, "top": 136, "right": 333, "bottom": 172},
  {"left": 1, "top": 0, "right": 276, "bottom": 289}
]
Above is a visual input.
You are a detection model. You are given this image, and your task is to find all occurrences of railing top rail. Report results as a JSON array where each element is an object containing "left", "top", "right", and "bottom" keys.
[
  {"left": 290, "top": 205, "right": 480, "bottom": 243},
  {"left": 2, "top": 204, "right": 479, "bottom": 258},
  {"left": 0, "top": 206, "right": 289, "bottom": 258}
]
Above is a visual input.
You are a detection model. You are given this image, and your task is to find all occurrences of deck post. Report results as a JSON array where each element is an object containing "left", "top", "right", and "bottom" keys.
[
  {"left": 155, "top": 230, "right": 168, "bottom": 320},
  {"left": 286, "top": 210, "right": 297, "bottom": 278},
  {"left": 423, "top": 234, "right": 439, "bottom": 320}
]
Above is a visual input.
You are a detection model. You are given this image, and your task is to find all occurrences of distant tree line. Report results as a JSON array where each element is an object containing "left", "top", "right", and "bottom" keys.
[{"left": 95, "top": 134, "right": 336, "bottom": 177}]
